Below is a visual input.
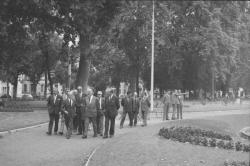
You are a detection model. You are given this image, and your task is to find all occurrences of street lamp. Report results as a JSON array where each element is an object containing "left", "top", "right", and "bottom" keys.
[
  {"left": 150, "top": 0, "right": 155, "bottom": 112},
  {"left": 68, "top": 41, "right": 73, "bottom": 89}
]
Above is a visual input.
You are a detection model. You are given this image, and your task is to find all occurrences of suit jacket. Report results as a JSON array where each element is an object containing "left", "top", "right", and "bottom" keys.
[
  {"left": 121, "top": 96, "right": 133, "bottom": 113},
  {"left": 178, "top": 94, "right": 184, "bottom": 105},
  {"left": 97, "top": 97, "right": 105, "bottom": 115},
  {"left": 47, "top": 95, "right": 63, "bottom": 114},
  {"left": 132, "top": 97, "right": 140, "bottom": 113},
  {"left": 75, "top": 93, "right": 84, "bottom": 107},
  {"left": 170, "top": 94, "right": 179, "bottom": 105},
  {"left": 163, "top": 94, "right": 171, "bottom": 105},
  {"left": 105, "top": 95, "right": 120, "bottom": 118},
  {"left": 85, "top": 95, "right": 98, "bottom": 118},
  {"left": 62, "top": 98, "right": 76, "bottom": 118},
  {"left": 141, "top": 97, "right": 150, "bottom": 112}
]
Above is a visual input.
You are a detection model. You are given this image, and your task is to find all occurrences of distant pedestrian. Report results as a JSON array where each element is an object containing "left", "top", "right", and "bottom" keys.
[
  {"left": 103, "top": 88, "right": 120, "bottom": 138},
  {"left": 96, "top": 91, "right": 105, "bottom": 136},
  {"left": 46, "top": 89, "right": 63, "bottom": 135},
  {"left": 132, "top": 92, "right": 140, "bottom": 126},
  {"left": 162, "top": 90, "right": 171, "bottom": 120},
  {"left": 62, "top": 89, "right": 76, "bottom": 139},
  {"left": 177, "top": 90, "right": 184, "bottom": 119},
  {"left": 141, "top": 91, "right": 150, "bottom": 127},
  {"left": 170, "top": 90, "right": 178, "bottom": 120}
]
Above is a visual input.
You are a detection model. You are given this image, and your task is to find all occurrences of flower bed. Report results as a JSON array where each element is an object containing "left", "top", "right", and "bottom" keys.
[
  {"left": 159, "top": 126, "right": 250, "bottom": 152},
  {"left": 224, "top": 161, "right": 249, "bottom": 166}
]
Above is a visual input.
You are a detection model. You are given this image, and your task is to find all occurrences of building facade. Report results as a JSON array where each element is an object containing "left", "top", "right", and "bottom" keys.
[{"left": 0, "top": 74, "right": 62, "bottom": 98}]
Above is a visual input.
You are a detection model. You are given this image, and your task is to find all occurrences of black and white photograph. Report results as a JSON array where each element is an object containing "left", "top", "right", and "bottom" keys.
[{"left": 0, "top": 0, "right": 250, "bottom": 166}]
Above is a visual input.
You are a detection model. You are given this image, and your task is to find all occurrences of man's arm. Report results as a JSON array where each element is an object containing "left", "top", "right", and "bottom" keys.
[{"left": 116, "top": 97, "right": 120, "bottom": 110}]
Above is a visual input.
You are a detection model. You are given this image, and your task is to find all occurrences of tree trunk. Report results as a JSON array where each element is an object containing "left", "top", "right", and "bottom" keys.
[
  {"left": 135, "top": 67, "right": 139, "bottom": 95},
  {"left": 7, "top": 81, "right": 9, "bottom": 96},
  {"left": 13, "top": 74, "right": 18, "bottom": 99},
  {"left": 44, "top": 50, "right": 53, "bottom": 95},
  {"left": 47, "top": 69, "right": 53, "bottom": 95},
  {"left": 44, "top": 71, "right": 47, "bottom": 98},
  {"left": 76, "top": 34, "right": 90, "bottom": 92}
]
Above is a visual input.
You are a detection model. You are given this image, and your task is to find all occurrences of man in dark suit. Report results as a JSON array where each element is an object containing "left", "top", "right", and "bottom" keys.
[
  {"left": 96, "top": 91, "right": 105, "bottom": 136},
  {"left": 132, "top": 92, "right": 140, "bottom": 126},
  {"left": 82, "top": 88, "right": 98, "bottom": 139},
  {"left": 103, "top": 88, "right": 120, "bottom": 138},
  {"left": 120, "top": 91, "right": 133, "bottom": 128},
  {"left": 75, "top": 86, "right": 84, "bottom": 135},
  {"left": 46, "top": 89, "right": 63, "bottom": 135},
  {"left": 62, "top": 89, "right": 76, "bottom": 139}
]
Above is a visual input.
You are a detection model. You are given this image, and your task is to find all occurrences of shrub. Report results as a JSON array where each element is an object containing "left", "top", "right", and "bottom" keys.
[
  {"left": 242, "top": 144, "right": 250, "bottom": 152},
  {"left": 224, "top": 141, "right": 234, "bottom": 150},
  {"left": 217, "top": 140, "right": 225, "bottom": 149},
  {"left": 209, "top": 138, "right": 216, "bottom": 147},
  {"left": 235, "top": 141, "right": 243, "bottom": 151},
  {"left": 200, "top": 137, "right": 208, "bottom": 146}
]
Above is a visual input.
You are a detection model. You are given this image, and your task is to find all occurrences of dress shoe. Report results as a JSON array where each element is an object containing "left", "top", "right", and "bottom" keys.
[
  {"left": 66, "top": 136, "right": 70, "bottom": 139},
  {"left": 59, "top": 132, "right": 63, "bottom": 135},
  {"left": 109, "top": 135, "right": 114, "bottom": 138},
  {"left": 46, "top": 132, "right": 52, "bottom": 135},
  {"left": 103, "top": 135, "right": 108, "bottom": 139},
  {"left": 82, "top": 136, "right": 87, "bottom": 139},
  {"left": 100, "top": 134, "right": 103, "bottom": 136}
]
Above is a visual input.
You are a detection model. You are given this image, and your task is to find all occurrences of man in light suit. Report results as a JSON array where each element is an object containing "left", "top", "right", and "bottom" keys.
[
  {"left": 75, "top": 86, "right": 84, "bottom": 135},
  {"left": 47, "top": 89, "right": 63, "bottom": 135},
  {"left": 103, "top": 88, "right": 120, "bottom": 138},
  {"left": 96, "top": 91, "right": 105, "bottom": 136},
  {"left": 82, "top": 88, "right": 98, "bottom": 139},
  {"left": 62, "top": 89, "right": 76, "bottom": 139},
  {"left": 162, "top": 90, "right": 171, "bottom": 120}
]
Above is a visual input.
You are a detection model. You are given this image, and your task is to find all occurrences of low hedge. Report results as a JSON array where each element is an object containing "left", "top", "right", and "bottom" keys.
[{"left": 159, "top": 126, "right": 250, "bottom": 152}]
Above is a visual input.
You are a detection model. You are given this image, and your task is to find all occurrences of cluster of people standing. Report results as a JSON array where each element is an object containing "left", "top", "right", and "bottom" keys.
[
  {"left": 162, "top": 90, "right": 185, "bottom": 120},
  {"left": 46, "top": 86, "right": 151, "bottom": 139}
]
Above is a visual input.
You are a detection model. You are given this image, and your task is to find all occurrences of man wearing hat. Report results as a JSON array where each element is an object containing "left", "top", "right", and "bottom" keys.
[
  {"left": 62, "top": 89, "right": 76, "bottom": 139},
  {"left": 47, "top": 89, "right": 63, "bottom": 135},
  {"left": 96, "top": 91, "right": 105, "bottom": 136}
]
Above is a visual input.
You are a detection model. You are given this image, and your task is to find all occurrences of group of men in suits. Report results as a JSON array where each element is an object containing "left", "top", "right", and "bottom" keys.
[
  {"left": 46, "top": 86, "right": 120, "bottom": 139},
  {"left": 162, "top": 90, "right": 185, "bottom": 120},
  {"left": 120, "top": 91, "right": 140, "bottom": 128}
]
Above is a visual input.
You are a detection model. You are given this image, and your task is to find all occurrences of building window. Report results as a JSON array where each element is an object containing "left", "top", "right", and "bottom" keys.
[
  {"left": 41, "top": 85, "right": 44, "bottom": 92},
  {"left": 3, "top": 87, "right": 7, "bottom": 94},
  {"left": 23, "top": 84, "right": 27, "bottom": 93}
]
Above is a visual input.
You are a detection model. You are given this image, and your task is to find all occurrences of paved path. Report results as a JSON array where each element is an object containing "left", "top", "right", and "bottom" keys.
[{"left": 0, "top": 109, "right": 249, "bottom": 166}]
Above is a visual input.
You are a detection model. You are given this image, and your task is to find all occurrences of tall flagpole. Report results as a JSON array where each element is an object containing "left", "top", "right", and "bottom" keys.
[{"left": 150, "top": 0, "right": 155, "bottom": 112}]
